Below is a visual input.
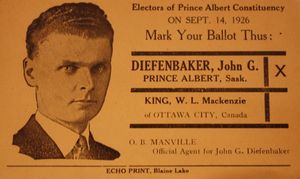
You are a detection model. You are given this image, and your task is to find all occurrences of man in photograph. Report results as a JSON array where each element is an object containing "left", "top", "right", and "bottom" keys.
[{"left": 12, "top": 2, "right": 120, "bottom": 160}]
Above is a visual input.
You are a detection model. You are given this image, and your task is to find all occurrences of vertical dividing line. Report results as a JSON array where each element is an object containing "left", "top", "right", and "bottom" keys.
[
  {"left": 264, "top": 57, "right": 269, "bottom": 87},
  {"left": 265, "top": 93, "right": 270, "bottom": 122},
  {"left": 264, "top": 57, "right": 270, "bottom": 122}
]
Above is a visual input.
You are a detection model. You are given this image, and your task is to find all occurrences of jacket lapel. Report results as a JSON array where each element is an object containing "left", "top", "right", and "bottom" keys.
[
  {"left": 13, "top": 114, "right": 120, "bottom": 160},
  {"left": 89, "top": 132, "right": 120, "bottom": 160},
  {"left": 13, "top": 114, "right": 64, "bottom": 159}
]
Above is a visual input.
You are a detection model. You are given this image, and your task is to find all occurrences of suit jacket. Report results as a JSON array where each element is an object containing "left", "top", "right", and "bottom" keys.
[{"left": 13, "top": 114, "right": 120, "bottom": 160}]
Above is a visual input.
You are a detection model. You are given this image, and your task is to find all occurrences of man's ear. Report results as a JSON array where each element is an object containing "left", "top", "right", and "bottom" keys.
[{"left": 23, "top": 57, "right": 37, "bottom": 87}]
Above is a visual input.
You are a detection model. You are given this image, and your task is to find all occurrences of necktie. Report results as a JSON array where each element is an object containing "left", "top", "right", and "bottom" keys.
[{"left": 65, "top": 135, "right": 91, "bottom": 159}]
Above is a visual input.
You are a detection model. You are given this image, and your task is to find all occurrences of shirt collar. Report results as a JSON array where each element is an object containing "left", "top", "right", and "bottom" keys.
[{"left": 35, "top": 111, "right": 90, "bottom": 157}]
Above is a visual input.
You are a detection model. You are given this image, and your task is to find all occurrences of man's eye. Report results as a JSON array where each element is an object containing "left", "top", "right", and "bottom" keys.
[
  {"left": 92, "top": 64, "right": 106, "bottom": 73},
  {"left": 63, "top": 65, "right": 77, "bottom": 73}
]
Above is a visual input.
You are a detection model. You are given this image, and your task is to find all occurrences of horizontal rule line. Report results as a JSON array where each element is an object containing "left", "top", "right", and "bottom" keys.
[
  {"left": 131, "top": 88, "right": 288, "bottom": 93},
  {"left": 131, "top": 51, "right": 286, "bottom": 56},
  {"left": 130, "top": 124, "right": 289, "bottom": 129},
  {"left": 6, "top": 165, "right": 127, "bottom": 168},
  {"left": 129, "top": 164, "right": 291, "bottom": 168},
  {"left": 7, "top": 164, "right": 290, "bottom": 168}
]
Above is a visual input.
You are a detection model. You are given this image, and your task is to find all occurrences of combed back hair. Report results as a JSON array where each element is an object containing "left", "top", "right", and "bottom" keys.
[{"left": 26, "top": 2, "right": 114, "bottom": 59}]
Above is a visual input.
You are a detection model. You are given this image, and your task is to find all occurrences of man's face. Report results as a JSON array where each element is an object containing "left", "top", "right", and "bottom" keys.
[{"left": 32, "top": 33, "right": 112, "bottom": 127}]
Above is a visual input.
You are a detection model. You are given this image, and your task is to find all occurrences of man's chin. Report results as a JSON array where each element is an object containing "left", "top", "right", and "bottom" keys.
[
  {"left": 57, "top": 114, "right": 94, "bottom": 133},
  {"left": 48, "top": 108, "right": 100, "bottom": 131},
  {"left": 59, "top": 111, "right": 97, "bottom": 124},
  {"left": 69, "top": 114, "right": 94, "bottom": 123}
]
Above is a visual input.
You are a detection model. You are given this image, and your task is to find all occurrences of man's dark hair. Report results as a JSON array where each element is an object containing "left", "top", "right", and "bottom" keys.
[{"left": 26, "top": 2, "right": 114, "bottom": 59}]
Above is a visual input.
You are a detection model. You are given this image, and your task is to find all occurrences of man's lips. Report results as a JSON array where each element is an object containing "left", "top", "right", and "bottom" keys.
[
  {"left": 74, "top": 99, "right": 97, "bottom": 103},
  {"left": 71, "top": 99, "right": 97, "bottom": 106}
]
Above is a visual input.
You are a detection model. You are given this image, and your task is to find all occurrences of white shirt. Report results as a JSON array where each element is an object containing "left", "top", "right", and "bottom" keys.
[{"left": 35, "top": 111, "right": 90, "bottom": 157}]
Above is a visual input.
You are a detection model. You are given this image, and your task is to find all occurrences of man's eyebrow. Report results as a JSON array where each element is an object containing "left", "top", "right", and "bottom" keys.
[
  {"left": 61, "top": 60, "right": 83, "bottom": 66},
  {"left": 57, "top": 59, "right": 110, "bottom": 68},
  {"left": 62, "top": 58, "right": 110, "bottom": 63}
]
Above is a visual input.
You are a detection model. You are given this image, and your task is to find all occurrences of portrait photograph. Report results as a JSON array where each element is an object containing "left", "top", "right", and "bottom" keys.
[{"left": 0, "top": 0, "right": 299, "bottom": 179}]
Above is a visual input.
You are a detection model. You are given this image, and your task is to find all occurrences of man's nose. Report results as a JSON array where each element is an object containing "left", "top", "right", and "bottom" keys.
[{"left": 78, "top": 68, "right": 94, "bottom": 92}]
